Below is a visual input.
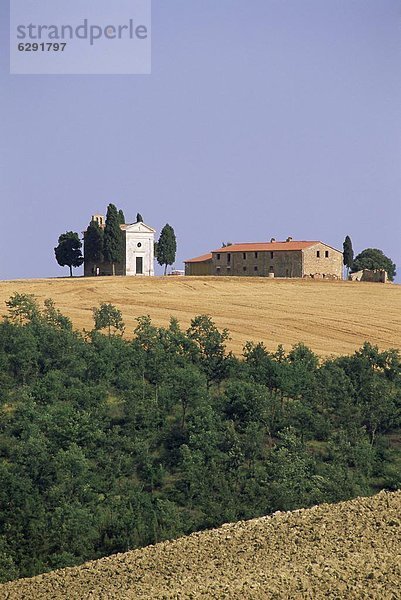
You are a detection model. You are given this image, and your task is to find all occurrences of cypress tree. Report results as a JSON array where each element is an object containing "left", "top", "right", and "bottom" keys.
[
  {"left": 118, "top": 210, "right": 126, "bottom": 225},
  {"left": 136, "top": 213, "right": 144, "bottom": 223},
  {"left": 156, "top": 224, "right": 177, "bottom": 275},
  {"left": 84, "top": 220, "right": 104, "bottom": 275},
  {"left": 103, "top": 204, "right": 123, "bottom": 276},
  {"left": 343, "top": 236, "right": 354, "bottom": 278}
]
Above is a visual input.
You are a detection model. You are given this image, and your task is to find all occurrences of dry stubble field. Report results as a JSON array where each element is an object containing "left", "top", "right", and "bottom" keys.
[{"left": 0, "top": 276, "right": 400, "bottom": 356}]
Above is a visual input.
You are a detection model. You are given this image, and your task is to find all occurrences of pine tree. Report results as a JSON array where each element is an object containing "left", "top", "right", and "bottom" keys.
[
  {"left": 103, "top": 204, "right": 123, "bottom": 276},
  {"left": 156, "top": 224, "right": 177, "bottom": 275},
  {"left": 54, "top": 232, "right": 84, "bottom": 277},
  {"left": 84, "top": 220, "right": 104, "bottom": 275},
  {"left": 343, "top": 236, "right": 354, "bottom": 278}
]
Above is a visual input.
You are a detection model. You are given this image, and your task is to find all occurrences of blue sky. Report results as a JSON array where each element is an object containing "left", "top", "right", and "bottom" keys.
[{"left": 1, "top": 0, "right": 400, "bottom": 279}]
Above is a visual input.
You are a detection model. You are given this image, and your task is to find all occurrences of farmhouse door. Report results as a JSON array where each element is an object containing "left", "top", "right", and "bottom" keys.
[{"left": 136, "top": 257, "right": 143, "bottom": 275}]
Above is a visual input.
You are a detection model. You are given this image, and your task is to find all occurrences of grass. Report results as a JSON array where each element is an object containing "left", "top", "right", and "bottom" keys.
[{"left": 0, "top": 275, "right": 400, "bottom": 356}]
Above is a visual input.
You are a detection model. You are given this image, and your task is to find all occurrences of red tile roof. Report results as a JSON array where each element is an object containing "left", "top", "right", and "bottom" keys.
[
  {"left": 211, "top": 241, "right": 320, "bottom": 253},
  {"left": 185, "top": 241, "right": 342, "bottom": 263},
  {"left": 185, "top": 253, "right": 213, "bottom": 264}
]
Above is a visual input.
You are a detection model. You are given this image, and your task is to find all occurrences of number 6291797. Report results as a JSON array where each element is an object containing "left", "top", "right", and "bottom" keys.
[{"left": 18, "top": 43, "right": 67, "bottom": 51}]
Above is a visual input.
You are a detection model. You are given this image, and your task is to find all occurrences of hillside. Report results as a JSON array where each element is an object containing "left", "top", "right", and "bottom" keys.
[
  {"left": 1, "top": 490, "right": 400, "bottom": 599},
  {"left": 0, "top": 276, "right": 400, "bottom": 356}
]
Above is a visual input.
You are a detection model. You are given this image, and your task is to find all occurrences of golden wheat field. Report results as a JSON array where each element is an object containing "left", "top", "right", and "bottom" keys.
[{"left": 0, "top": 276, "right": 400, "bottom": 357}]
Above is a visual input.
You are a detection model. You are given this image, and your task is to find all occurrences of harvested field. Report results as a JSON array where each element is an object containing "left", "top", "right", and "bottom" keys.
[
  {"left": 0, "top": 276, "right": 400, "bottom": 356},
  {"left": 1, "top": 491, "right": 400, "bottom": 599}
]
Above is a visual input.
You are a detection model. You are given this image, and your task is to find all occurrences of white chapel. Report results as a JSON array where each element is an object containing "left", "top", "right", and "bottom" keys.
[{"left": 84, "top": 214, "right": 156, "bottom": 277}]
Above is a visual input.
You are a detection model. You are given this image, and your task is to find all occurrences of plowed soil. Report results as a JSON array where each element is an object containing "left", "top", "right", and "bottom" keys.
[
  {"left": 1, "top": 491, "right": 400, "bottom": 599},
  {"left": 0, "top": 276, "right": 400, "bottom": 356}
]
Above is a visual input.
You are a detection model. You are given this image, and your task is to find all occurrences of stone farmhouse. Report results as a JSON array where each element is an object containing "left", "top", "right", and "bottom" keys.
[
  {"left": 84, "top": 214, "right": 156, "bottom": 277},
  {"left": 185, "top": 238, "right": 343, "bottom": 279}
]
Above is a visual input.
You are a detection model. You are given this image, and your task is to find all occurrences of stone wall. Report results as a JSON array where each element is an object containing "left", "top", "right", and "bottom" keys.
[
  {"left": 211, "top": 250, "right": 303, "bottom": 277},
  {"left": 84, "top": 260, "right": 125, "bottom": 277},
  {"left": 302, "top": 244, "right": 343, "bottom": 279},
  {"left": 350, "top": 269, "right": 388, "bottom": 283}
]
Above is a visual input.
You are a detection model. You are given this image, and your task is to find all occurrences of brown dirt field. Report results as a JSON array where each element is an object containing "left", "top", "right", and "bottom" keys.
[
  {"left": 0, "top": 276, "right": 400, "bottom": 356},
  {"left": 1, "top": 491, "right": 400, "bottom": 599}
]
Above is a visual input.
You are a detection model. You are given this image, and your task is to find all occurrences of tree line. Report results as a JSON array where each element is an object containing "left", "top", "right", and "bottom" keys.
[
  {"left": 0, "top": 294, "right": 400, "bottom": 582},
  {"left": 54, "top": 204, "right": 177, "bottom": 276}
]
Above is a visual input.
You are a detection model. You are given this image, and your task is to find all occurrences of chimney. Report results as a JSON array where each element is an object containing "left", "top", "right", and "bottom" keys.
[
  {"left": 286, "top": 236, "right": 293, "bottom": 242},
  {"left": 270, "top": 237, "right": 276, "bottom": 243}
]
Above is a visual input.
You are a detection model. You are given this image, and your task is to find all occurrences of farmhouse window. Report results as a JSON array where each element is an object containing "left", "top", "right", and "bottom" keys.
[
  {"left": 325, "top": 250, "right": 329, "bottom": 258},
  {"left": 254, "top": 252, "right": 258, "bottom": 258},
  {"left": 227, "top": 253, "right": 231, "bottom": 263},
  {"left": 316, "top": 251, "right": 320, "bottom": 258},
  {"left": 254, "top": 266, "right": 258, "bottom": 272},
  {"left": 243, "top": 253, "right": 246, "bottom": 260},
  {"left": 217, "top": 253, "right": 221, "bottom": 260},
  {"left": 270, "top": 252, "right": 274, "bottom": 259},
  {"left": 243, "top": 266, "right": 247, "bottom": 272}
]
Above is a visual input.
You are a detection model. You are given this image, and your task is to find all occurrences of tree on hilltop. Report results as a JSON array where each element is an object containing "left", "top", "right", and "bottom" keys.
[
  {"left": 351, "top": 248, "right": 396, "bottom": 281},
  {"left": 118, "top": 210, "right": 126, "bottom": 225},
  {"left": 343, "top": 236, "right": 354, "bottom": 278},
  {"left": 54, "top": 231, "right": 84, "bottom": 277},
  {"left": 136, "top": 213, "right": 144, "bottom": 223},
  {"left": 156, "top": 224, "right": 177, "bottom": 275},
  {"left": 103, "top": 204, "right": 123, "bottom": 276}
]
